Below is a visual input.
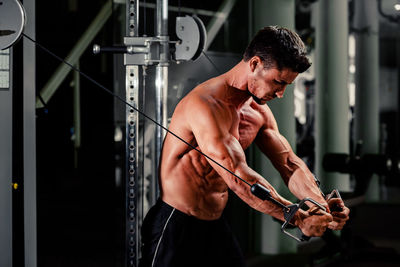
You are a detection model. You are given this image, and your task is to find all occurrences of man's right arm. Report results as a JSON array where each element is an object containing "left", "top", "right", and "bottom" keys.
[{"left": 184, "top": 95, "right": 332, "bottom": 236}]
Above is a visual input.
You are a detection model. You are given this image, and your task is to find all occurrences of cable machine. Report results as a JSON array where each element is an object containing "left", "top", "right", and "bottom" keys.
[
  {"left": 93, "top": 1, "right": 206, "bottom": 265},
  {"left": 1, "top": 0, "right": 206, "bottom": 266}
]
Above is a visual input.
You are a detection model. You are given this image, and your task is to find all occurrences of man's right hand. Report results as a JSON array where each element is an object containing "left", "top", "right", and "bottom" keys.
[
  {"left": 296, "top": 207, "right": 333, "bottom": 237},
  {"left": 327, "top": 198, "right": 350, "bottom": 230}
]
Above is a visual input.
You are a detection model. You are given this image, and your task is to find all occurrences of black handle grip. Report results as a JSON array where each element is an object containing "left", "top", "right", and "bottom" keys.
[
  {"left": 300, "top": 234, "right": 311, "bottom": 242},
  {"left": 250, "top": 183, "right": 272, "bottom": 201},
  {"left": 326, "top": 189, "right": 343, "bottom": 212},
  {"left": 331, "top": 204, "right": 343, "bottom": 212}
]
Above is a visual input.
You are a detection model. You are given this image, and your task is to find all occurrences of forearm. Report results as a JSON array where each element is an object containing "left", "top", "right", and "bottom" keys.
[
  {"left": 225, "top": 161, "right": 323, "bottom": 229},
  {"left": 287, "top": 161, "right": 328, "bottom": 210},
  {"left": 256, "top": 129, "right": 327, "bottom": 209},
  {"left": 230, "top": 163, "right": 295, "bottom": 222}
]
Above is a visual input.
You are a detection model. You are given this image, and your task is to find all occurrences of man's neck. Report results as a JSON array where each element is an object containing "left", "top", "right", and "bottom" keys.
[{"left": 222, "top": 61, "right": 251, "bottom": 108}]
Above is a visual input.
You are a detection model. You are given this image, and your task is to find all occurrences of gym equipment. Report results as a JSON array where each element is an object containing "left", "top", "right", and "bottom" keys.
[
  {"left": 323, "top": 152, "right": 400, "bottom": 196},
  {"left": 312, "top": 143, "right": 400, "bottom": 266},
  {"left": 251, "top": 183, "right": 333, "bottom": 242},
  {"left": 0, "top": 0, "right": 26, "bottom": 50}
]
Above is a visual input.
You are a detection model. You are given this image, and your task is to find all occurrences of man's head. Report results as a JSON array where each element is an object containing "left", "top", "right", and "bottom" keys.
[
  {"left": 243, "top": 26, "right": 311, "bottom": 73},
  {"left": 243, "top": 26, "right": 310, "bottom": 105}
]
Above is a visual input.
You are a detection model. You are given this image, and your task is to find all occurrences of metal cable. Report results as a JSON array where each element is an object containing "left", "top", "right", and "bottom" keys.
[
  {"left": 22, "top": 33, "right": 251, "bottom": 187},
  {"left": 202, "top": 51, "right": 223, "bottom": 75}
]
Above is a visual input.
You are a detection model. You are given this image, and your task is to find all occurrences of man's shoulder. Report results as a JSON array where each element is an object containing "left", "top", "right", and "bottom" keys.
[
  {"left": 172, "top": 91, "right": 214, "bottom": 128},
  {"left": 247, "top": 101, "right": 277, "bottom": 130},
  {"left": 178, "top": 82, "right": 225, "bottom": 111},
  {"left": 178, "top": 89, "right": 213, "bottom": 110}
]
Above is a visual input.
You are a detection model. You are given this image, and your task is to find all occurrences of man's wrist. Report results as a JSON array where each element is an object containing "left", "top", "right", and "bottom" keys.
[
  {"left": 290, "top": 209, "right": 305, "bottom": 228},
  {"left": 308, "top": 201, "right": 330, "bottom": 214}
]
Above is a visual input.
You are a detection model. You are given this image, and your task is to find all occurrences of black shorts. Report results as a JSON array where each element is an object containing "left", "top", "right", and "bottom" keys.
[{"left": 139, "top": 199, "right": 246, "bottom": 267}]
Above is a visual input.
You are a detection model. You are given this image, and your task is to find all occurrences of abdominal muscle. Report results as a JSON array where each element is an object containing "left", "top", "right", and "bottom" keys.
[{"left": 160, "top": 149, "right": 230, "bottom": 221}]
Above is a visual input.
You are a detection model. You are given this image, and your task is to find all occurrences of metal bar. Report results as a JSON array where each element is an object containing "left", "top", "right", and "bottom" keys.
[
  {"left": 73, "top": 62, "right": 81, "bottom": 168},
  {"left": 154, "top": 65, "right": 168, "bottom": 160},
  {"left": 205, "top": 0, "right": 237, "bottom": 51},
  {"left": 23, "top": 0, "right": 37, "bottom": 266},
  {"left": 36, "top": 0, "right": 112, "bottom": 108},
  {"left": 0, "top": 48, "right": 12, "bottom": 267},
  {"left": 153, "top": 0, "right": 169, "bottom": 204},
  {"left": 156, "top": 0, "right": 168, "bottom": 37},
  {"left": 125, "top": 65, "right": 139, "bottom": 267},
  {"left": 125, "top": 1, "right": 139, "bottom": 266}
]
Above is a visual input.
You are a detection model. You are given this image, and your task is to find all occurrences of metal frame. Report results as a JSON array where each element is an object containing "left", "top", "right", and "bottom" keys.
[
  {"left": 72, "top": 62, "right": 81, "bottom": 168},
  {"left": 125, "top": 1, "right": 140, "bottom": 266},
  {"left": 123, "top": 0, "right": 236, "bottom": 55},
  {"left": 154, "top": 0, "right": 169, "bottom": 206},
  {"left": 0, "top": 47, "right": 13, "bottom": 267},
  {"left": 122, "top": 2, "right": 170, "bottom": 266},
  {"left": 23, "top": 0, "right": 37, "bottom": 266}
]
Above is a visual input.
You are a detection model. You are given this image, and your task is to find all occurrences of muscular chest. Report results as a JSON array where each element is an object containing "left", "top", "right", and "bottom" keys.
[{"left": 231, "top": 104, "right": 264, "bottom": 150}]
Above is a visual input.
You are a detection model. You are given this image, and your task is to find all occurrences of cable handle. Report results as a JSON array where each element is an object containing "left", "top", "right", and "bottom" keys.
[
  {"left": 250, "top": 183, "right": 327, "bottom": 242},
  {"left": 325, "top": 189, "right": 343, "bottom": 212},
  {"left": 281, "top": 198, "right": 326, "bottom": 242}
]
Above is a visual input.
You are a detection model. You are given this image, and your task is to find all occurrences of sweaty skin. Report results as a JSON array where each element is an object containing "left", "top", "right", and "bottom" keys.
[{"left": 160, "top": 57, "right": 350, "bottom": 237}]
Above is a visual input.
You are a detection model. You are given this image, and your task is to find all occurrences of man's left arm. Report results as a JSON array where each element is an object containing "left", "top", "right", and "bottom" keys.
[
  {"left": 255, "top": 107, "right": 349, "bottom": 230},
  {"left": 255, "top": 125, "right": 327, "bottom": 208}
]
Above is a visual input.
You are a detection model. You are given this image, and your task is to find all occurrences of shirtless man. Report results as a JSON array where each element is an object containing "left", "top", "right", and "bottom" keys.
[{"left": 139, "top": 26, "right": 350, "bottom": 267}]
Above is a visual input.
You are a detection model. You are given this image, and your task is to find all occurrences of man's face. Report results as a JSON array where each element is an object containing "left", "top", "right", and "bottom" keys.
[{"left": 247, "top": 58, "right": 298, "bottom": 105}]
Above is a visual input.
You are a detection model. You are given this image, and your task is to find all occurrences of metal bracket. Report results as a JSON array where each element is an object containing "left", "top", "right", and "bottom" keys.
[
  {"left": 93, "top": 16, "right": 207, "bottom": 65},
  {"left": 93, "top": 36, "right": 173, "bottom": 66},
  {"left": 123, "top": 36, "right": 167, "bottom": 66}
]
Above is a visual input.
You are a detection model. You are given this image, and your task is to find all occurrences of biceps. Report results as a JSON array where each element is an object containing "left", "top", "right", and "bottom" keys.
[{"left": 197, "top": 134, "right": 246, "bottom": 172}]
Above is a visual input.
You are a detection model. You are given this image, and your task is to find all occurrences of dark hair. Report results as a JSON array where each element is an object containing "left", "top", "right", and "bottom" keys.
[{"left": 243, "top": 26, "right": 311, "bottom": 73}]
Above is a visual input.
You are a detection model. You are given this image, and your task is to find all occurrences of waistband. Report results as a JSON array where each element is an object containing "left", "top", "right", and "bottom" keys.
[{"left": 155, "top": 199, "right": 224, "bottom": 226}]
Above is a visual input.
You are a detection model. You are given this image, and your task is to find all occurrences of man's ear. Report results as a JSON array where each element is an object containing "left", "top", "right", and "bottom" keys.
[{"left": 249, "top": 56, "right": 262, "bottom": 72}]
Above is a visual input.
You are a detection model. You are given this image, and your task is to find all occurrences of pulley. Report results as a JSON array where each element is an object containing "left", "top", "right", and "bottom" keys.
[
  {"left": 174, "top": 15, "right": 207, "bottom": 61},
  {"left": 0, "top": 0, "right": 26, "bottom": 50}
]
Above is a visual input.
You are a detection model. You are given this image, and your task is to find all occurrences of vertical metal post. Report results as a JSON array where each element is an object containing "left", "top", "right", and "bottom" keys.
[
  {"left": 250, "top": 0, "right": 297, "bottom": 254},
  {"left": 354, "top": 0, "right": 380, "bottom": 200},
  {"left": 125, "top": 0, "right": 140, "bottom": 266},
  {"left": 153, "top": 0, "right": 169, "bottom": 203},
  {"left": 0, "top": 47, "right": 13, "bottom": 267},
  {"left": 73, "top": 62, "right": 81, "bottom": 168},
  {"left": 23, "top": 0, "right": 37, "bottom": 266},
  {"left": 314, "top": 0, "right": 350, "bottom": 191}
]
